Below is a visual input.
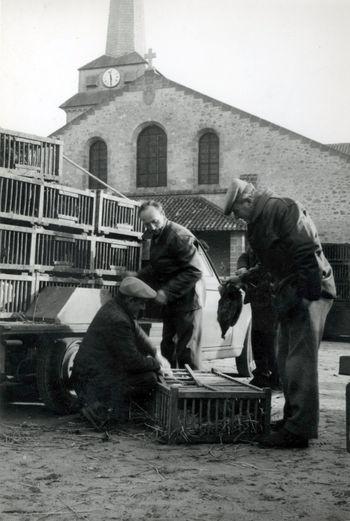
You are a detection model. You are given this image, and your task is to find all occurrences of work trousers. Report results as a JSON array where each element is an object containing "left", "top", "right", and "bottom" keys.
[
  {"left": 250, "top": 301, "right": 278, "bottom": 381},
  {"left": 277, "top": 297, "right": 333, "bottom": 439},
  {"left": 161, "top": 308, "right": 202, "bottom": 369}
]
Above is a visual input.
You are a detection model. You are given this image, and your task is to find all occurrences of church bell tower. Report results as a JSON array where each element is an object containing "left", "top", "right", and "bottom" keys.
[
  {"left": 60, "top": 0, "right": 148, "bottom": 122},
  {"left": 106, "top": 0, "right": 145, "bottom": 57}
]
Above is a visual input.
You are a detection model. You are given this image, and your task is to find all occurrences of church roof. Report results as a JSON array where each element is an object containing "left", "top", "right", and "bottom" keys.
[
  {"left": 79, "top": 52, "right": 146, "bottom": 70},
  {"left": 327, "top": 143, "right": 350, "bottom": 156},
  {"left": 50, "top": 69, "right": 350, "bottom": 163},
  {"left": 131, "top": 194, "right": 245, "bottom": 232},
  {"left": 60, "top": 90, "right": 117, "bottom": 109}
]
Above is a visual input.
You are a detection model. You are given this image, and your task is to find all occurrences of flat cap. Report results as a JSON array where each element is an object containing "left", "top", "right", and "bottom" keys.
[
  {"left": 119, "top": 277, "right": 156, "bottom": 299},
  {"left": 223, "top": 178, "right": 251, "bottom": 215}
]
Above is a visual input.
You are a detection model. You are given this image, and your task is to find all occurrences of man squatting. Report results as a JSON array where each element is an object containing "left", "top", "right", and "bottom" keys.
[
  {"left": 224, "top": 178, "right": 336, "bottom": 448},
  {"left": 72, "top": 277, "right": 162, "bottom": 427}
]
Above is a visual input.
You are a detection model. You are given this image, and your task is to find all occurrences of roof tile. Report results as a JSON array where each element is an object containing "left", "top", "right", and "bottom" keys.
[{"left": 133, "top": 194, "right": 245, "bottom": 232}]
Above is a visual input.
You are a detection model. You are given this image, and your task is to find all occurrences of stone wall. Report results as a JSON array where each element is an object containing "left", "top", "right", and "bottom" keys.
[{"left": 55, "top": 73, "right": 350, "bottom": 243}]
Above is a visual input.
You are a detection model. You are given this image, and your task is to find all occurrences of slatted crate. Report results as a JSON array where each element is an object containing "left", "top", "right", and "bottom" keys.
[
  {"left": 96, "top": 191, "right": 143, "bottom": 238},
  {"left": 92, "top": 236, "right": 141, "bottom": 277},
  {"left": 35, "top": 274, "right": 95, "bottom": 295},
  {"left": 0, "top": 224, "right": 34, "bottom": 271},
  {"left": 323, "top": 243, "right": 350, "bottom": 262},
  {"left": 42, "top": 182, "right": 96, "bottom": 232},
  {"left": 152, "top": 369, "right": 271, "bottom": 444},
  {"left": 33, "top": 229, "right": 92, "bottom": 275},
  {"left": 94, "top": 278, "right": 120, "bottom": 297},
  {"left": 0, "top": 127, "right": 62, "bottom": 181},
  {"left": 0, "top": 171, "right": 42, "bottom": 224},
  {"left": 0, "top": 273, "right": 35, "bottom": 319}
]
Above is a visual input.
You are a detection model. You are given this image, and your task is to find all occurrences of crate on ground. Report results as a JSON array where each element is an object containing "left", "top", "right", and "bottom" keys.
[
  {"left": 0, "top": 127, "right": 62, "bottom": 181},
  {"left": 33, "top": 229, "right": 92, "bottom": 275},
  {"left": 0, "top": 224, "right": 34, "bottom": 271},
  {"left": 0, "top": 171, "right": 42, "bottom": 224},
  {"left": 42, "top": 182, "right": 96, "bottom": 232},
  {"left": 151, "top": 369, "right": 271, "bottom": 444},
  {"left": 0, "top": 273, "right": 35, "bottom": 319},
  {"left": 92, "top": 236, "right": 141, "bottom": 277},
  {"left": 96, "top": 191, "right": 143, "bottom": 238}
]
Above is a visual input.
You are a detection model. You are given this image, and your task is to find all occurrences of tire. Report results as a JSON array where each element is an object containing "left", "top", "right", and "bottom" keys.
[
  {"left": 36, "top": 336, "right": 81, "bottom": 414},
  {"left": 235, "top": 322, "right": 255, "bottom": 377}
]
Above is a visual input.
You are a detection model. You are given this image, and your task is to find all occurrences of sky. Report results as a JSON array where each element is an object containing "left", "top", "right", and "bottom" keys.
[{"left": 0, "top": 0, "right": 350, "bottom": 143}]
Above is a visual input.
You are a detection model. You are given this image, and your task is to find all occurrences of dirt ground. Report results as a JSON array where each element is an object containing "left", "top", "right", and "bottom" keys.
[{"left": 1, "top": 341, "right": 349, "bottom": 521}]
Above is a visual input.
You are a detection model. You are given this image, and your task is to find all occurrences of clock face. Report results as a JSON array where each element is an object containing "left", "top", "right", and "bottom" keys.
[{"left": 102, "top": 68, "right": 121, "bottom": 88}]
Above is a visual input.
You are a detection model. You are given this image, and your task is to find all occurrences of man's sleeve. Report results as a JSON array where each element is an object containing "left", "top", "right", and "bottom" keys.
[
  {"left": 237, "top": 252, "right": 250, "bottom": 270},
  {"left": 161, "top": 234, "right": 202, "bottom": 303},
  {"left": 107, "top": 320, "right": 160, "bottom": 374},
  {"left": 272, "top": 200, "right": 321, "bottom": 299},
  {"left": 134, "top": 322, "right": 157, "bottom": 357},
  {"left": 137, "top": 264, "right": 155, "bottom": 286}
]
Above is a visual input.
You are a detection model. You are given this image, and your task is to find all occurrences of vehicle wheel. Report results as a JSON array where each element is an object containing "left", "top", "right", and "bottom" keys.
[
  {"left": 235, "top": 322, "right": 255, "bottom": 377},
  {"left": 36, "top": 336, "right": 81, "bottom": 414}
]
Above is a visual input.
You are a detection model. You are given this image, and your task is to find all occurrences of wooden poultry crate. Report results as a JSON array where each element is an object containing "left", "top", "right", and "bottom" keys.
[
  {"left": 0, "top": 172, "right": 42, "bottom": 224},
  {"left": 96, "top": 191, "right": 143, "bottom": 238},
  {"left": 0, "top": 127, "right": 62, "bottom": 181},
  {"left": 151, "top": 368, "right": 271, "bottom": 444},
  {"left": 0, "top": 224, "right": 33, "bottom": 271},
  {"left": 0, "top": 273, "right": 35, "bottom": 318},
  {"left": 42, "top": 182, "right": 96, "bottom": 232},
  {"left": 33, "top": 229, "right": 92, "bottom": 275},
  {"left": 94, "top": 278, "right": 120, "bottom": 297},
  {"left": 92, "top": 236, "right": 141, "bottom": 277},
  {"left": 35, "top": 274, "right": 95, "bottom": 296}
]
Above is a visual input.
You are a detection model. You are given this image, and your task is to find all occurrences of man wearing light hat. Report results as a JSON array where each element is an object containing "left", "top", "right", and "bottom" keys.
[
  {"left": 72, "top": 277, "right": 161, "bottom": 429},
  {"left": 224, "top": 179, "right": 336, "bottom": 448}
]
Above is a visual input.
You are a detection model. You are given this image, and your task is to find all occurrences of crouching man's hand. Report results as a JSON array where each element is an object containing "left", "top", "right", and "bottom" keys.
[
  {"left": 155, "top": 352, "right": 174, "bottom": 378},
  {"left": 147, "top": 355, "right": 161, "bottom": 372}
]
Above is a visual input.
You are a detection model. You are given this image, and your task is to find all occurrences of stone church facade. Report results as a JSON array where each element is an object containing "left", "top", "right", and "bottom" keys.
[{"left": 51, "top": 0, "right": 350, "bottom": 301}]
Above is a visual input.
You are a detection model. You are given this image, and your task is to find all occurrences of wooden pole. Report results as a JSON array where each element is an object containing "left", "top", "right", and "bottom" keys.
[{"left": 63, "top": 155, "right": 134, "bottom": 202}]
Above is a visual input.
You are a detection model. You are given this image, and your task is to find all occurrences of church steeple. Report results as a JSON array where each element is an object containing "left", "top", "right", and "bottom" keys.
[{"left": 106, "top": 0, "right": 145, "bottom": 57}]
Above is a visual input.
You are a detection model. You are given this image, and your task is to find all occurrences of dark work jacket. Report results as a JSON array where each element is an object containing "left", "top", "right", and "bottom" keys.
[
  {"left": 247, "top": 191, "right": 336, "bottom": 303},
  {"left": 138, "top": 220, "right": 203, "bottom": 312},
  {"left": 72, "top": 297, "right": 159, "bottom": 386},
  {"left": 237, "top": 246, "right": 273, "bottom": 306}
]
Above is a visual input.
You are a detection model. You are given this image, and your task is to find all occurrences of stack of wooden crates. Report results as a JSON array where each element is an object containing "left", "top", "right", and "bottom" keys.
[
  {"left": 0, "top": 127, "right": 143, "bottom": 319},
  {"left": 323, "top": 243, "right": 350, "bottom": 338}
]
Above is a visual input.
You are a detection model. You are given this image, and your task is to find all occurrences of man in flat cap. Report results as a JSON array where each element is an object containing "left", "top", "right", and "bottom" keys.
[
  {"left": 72, "top": 277, "right": 161, "bottom": 429},
  {"left": 224, "top": 179, "right": 336, "bottom": 448},
  {"left": 137, "top": 200, "right": 204, "bottom": 369}
]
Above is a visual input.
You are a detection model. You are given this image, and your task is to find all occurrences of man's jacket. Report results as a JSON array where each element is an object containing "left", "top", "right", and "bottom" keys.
[
  {"left": 72, "top": 296, "right": 159, "bottom": 386},
  {"left": 247, "top": 191, "right": 336, "bottom": 305},
  {"left": 237, "top": 245, "right": 273, "bottom": 306},
  {"left": 138, "top": 220, "right": 203, "bottom": 312}
]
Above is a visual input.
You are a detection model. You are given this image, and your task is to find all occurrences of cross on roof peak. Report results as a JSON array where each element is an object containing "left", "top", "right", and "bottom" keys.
[{"left": 144, "top": 48, "right": 157, "bottom": 68}]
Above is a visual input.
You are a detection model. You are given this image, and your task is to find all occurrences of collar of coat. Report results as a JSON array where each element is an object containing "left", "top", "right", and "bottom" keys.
[
  {"left": 249, "top": 190, "right": 276, "bottom": 224},
  {"left": 142, "top": 219, "right": 170, "bottom": 242},
  {"left": 114, "top": 295, "right": 137, "bottom": 325}
]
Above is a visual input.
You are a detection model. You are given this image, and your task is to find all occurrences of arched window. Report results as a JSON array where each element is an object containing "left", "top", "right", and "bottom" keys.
[
  {"left": 137, "top": 125, "right": 167, "bottom": 187},
  {"left": 198, "top": 132, "right": 219, "bottom": 185},
  {"left": 89, "top": 139, "right": 107, "bottom": 189}
]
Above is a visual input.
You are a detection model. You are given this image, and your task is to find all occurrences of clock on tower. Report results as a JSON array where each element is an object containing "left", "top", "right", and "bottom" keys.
[{"left": 102, "top": 68, "right": 121, "bottom": 88}]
